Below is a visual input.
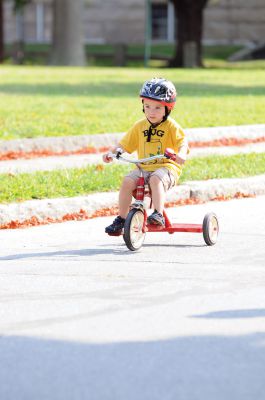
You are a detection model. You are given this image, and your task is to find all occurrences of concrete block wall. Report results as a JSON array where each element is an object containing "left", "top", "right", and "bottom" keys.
[
  {"left": 204, "top": 0, "right": 265, "bottom": 44},
  {"left": 3, "top": 0, "right": 265, "bottom": 46},
  {"left": 83, "top": 0, "right": 146, "bottom": 44}
]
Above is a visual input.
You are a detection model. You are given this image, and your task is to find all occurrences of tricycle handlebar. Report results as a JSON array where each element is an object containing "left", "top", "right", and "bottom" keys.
[{"left": 107, "top": 147, "right": 176, "bottom": 164}]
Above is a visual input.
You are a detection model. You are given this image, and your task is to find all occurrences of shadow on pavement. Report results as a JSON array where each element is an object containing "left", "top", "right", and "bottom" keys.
[
  {"left": 0, "top": 332, "right": 264, "bottom": 400},
  {"left": 0, "top": 247, "right": 129, "bottom": 261},
  {"left": 0, "top": 242, "right": 206, "bottom": 261},
  {"left": 191, "top": 309, "right": 265, "bottom": 319}
]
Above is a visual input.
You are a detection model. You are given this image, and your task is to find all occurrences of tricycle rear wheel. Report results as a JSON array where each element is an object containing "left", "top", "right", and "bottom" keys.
[{"left": 203, "top": 213, "right": 219, "bottom": 246}]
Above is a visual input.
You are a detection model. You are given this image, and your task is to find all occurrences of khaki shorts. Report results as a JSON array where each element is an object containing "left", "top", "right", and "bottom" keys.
[{"left": 126, "top": 167, "right": 176, "bottom": 191}]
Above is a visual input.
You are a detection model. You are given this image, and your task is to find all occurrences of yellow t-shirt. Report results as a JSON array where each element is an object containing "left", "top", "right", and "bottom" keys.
[{"left": 119, "top": 116, "right": 188, "bottom": 180}]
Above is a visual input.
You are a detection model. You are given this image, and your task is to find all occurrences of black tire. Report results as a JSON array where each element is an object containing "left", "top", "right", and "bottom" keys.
[
  {"left": 203, "top": 213, "right": 219, "bottom": 246},
  {"left": 123, "top": 209, "right": 146, "bottom": 251}
]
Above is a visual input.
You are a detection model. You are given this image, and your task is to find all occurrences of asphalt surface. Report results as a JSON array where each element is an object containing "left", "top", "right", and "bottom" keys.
[
  {"left": 0, "top": 126, "right": 265, "bottom": 399},
  {"left": 0, "top": 195, "right": 265, "bottom": 399}
]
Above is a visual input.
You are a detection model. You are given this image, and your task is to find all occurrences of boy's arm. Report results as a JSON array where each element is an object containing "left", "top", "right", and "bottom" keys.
[{"left": 176, "top": 137, "right": 189, "bottom": 165}]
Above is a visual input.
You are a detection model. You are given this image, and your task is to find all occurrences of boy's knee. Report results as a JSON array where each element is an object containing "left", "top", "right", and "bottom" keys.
[
  {"left": 149, "top": 175, "right": 162, "bottom": 186},
  {"left": 121, "top": 177, "right": 136, "bottom": 189}
]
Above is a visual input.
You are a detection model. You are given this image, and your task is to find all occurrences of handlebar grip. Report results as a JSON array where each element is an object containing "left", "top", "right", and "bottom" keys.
[{"left": 115, "top": 147, "right": 123, "bottom": 159}]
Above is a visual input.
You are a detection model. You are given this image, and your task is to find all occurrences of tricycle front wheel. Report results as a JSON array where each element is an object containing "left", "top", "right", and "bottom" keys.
[{"left": 123, "top": 209, "right": 146, "bottom": 251}]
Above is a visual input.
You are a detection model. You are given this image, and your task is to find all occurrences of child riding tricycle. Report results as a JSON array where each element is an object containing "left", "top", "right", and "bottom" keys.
[{"left": 103, "top": 78, "right": 219, "bottom": 251}]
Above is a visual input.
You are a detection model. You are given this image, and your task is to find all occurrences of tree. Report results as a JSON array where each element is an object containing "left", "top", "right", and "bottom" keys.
[
  {"left": 50, "top": 0, "right": 86, "bottom": 66},
  {"left": 0, "top": 0, "right": 3, "bottom": 62},
  {"left": 13, "top": 0, "right": 31, "bottom": 64},
  {"left": 169, "top": 0, "right": 209, "bottom": 67},
  {"left": 0, "top": 0, "right": 30, "bottom": 63}
]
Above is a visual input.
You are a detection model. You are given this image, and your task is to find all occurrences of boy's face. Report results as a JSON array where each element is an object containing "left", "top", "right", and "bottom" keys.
[{"left": 143, "top": 99, "right": 166, "bottom": 125}]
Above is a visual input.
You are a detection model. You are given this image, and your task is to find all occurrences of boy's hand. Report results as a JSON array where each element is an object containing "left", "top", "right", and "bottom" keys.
[
  {"left": 164, "top": 148, "right": 186, "bottom": 164},
  {"left": 102, "top": 147, "right": 124, "bottom": 163},
  {"left": 102, "top": 153, "right": 113, "bottom": 163}
]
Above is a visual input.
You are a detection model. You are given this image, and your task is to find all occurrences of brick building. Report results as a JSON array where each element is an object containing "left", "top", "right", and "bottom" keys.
[{"left": 3, "top": 0, "right": 265, "bottom": 46}]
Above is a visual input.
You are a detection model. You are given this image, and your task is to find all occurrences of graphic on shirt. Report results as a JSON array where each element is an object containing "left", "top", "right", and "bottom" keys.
[
  {"left": 144, "top": 138, "right": 163, "bottom": 164},
  {"left": 143, "top": 128, "right": 165, "bottom": 140}
]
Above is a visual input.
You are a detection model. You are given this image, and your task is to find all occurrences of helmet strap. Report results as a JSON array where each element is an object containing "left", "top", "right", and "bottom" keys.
[
  {"left": 147, "top": 125, "right": 152, "bottom": 142},
  {"left": 163, "top": 106, "right": 170, "bottom": 121}
]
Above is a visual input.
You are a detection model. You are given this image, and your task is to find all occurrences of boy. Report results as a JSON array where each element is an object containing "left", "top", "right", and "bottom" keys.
[{"left": 103, "top": 77, "right": 189, "bottom": 234}]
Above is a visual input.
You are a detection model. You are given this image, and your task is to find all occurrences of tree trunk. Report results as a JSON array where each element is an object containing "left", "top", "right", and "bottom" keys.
[
  {"left": 0, "top": 0, "right": 4, "bottom": 62},
  {"left": 50, "top": 0, "right": 86, "bottom": 66},
  {"left": 169, "top": 0, "right": 208, "bottom": 68}
]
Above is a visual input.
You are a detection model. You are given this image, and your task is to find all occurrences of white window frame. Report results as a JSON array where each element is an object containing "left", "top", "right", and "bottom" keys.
[
  {"left": 151, "top": 1, "right": 175, "bottom": 42},
  {"left": 36, "top": 2, "right": 45, "bottom": 42}
]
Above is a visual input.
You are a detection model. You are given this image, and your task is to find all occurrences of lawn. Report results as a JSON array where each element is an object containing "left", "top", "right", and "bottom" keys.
[
  {"left": 0, "top": 55, "right": 264, "bottom": 205},
  {"left": 0, "top": 64, "right": 264, "bottom": 140}
]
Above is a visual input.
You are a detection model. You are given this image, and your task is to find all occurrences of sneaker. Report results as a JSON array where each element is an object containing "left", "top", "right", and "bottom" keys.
[
  {"left": 147, "top": 210, "right": 165, "bottom": 226},
  {"left": 105, "top": 216, "right": 125, "bottom": 234}
]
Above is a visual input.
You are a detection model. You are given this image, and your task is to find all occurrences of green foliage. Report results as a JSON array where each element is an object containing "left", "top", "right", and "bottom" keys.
[
  {"left": 13, "top": 0, "right": 31, "bottom": 11},
  {"left": 0, "top": 65, "right": 264, "bottom": 140}
]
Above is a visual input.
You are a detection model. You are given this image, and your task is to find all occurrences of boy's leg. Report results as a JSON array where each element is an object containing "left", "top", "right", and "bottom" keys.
[
  {"left": 147, "top": 168, "right": 175, "bottom": 226},
  {"left": 105, "top": 176, "right": 137, "bottom": 234},
  {"left": 119, "top": 177, "right": 137, "bottom": 219},
  {"left": 148, "top": 174, "right": 165, "bottom": 214}
]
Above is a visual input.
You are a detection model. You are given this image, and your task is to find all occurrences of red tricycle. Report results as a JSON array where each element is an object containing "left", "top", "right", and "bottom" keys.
[{"left": 106, "top": 149, "right": 219, "bottom": 251}]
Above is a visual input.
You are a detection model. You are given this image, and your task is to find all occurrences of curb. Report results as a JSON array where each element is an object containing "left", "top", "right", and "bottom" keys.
[
  {"left": 187, "top": 174, "right": 265, "bottom": 202},
  {"left": 1, "top": 125, "right": 265, "bottom": 154},
  {"left": 1, "top": 175, "right": 265, "bottom": 228}
]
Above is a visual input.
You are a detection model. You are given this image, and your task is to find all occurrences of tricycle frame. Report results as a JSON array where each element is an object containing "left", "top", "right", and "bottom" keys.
[{"left": 106, "top": 150, "right": 219, "bottom": 251}]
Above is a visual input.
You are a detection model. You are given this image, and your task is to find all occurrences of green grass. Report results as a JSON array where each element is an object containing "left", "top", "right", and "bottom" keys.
[
  {"left": 2, "top": 43, "right": 248, "bottom": 67},
  {"left": 1, "top": 45, "right": 264, "bottom": 205},
  {"left": 1, "top": 153, "right": 264, "bottom": 203},
  {"left": 4, "top": 43, "right": 241, "bottom": 64},
  {"left": 0, "top": 63, "right": 264, "bottom": 140}
]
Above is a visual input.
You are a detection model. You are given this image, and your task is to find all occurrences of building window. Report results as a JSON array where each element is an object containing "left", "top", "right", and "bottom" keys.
[
  {"left": 151, "top": 2, "right": 175, "bottom": 42},
  {"left": 152, "top": 4, "right": 167, "bottom": 40}
]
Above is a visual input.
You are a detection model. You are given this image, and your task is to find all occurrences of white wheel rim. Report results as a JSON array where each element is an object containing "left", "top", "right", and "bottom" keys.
[
  {"left": 130, "top": 212, "right": 145, "bottom": 248},
  {"left": 209, "top": 216, "right": 219, "bottom": 243}
]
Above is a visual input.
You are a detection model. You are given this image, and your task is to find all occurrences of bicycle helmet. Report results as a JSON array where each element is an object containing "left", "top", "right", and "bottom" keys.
[{"left": 140, "top": 78, "right": 177, "bottom": 111}]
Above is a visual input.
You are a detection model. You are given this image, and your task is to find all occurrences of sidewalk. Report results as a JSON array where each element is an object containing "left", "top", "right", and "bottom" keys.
[{"left": 0, "top": 124, "right": 265, "bottom": 228}]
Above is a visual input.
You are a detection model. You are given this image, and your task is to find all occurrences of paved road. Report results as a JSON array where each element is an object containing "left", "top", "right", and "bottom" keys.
[{"left": 0, "top": 196, "right": 265, "bottom": 400}]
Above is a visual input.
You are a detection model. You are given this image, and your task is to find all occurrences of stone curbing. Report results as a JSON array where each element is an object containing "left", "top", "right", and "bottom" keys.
[
  {"left": 185, "top": 124, "right": 265, "bottom": 142},
  {"left": 187, "top": 174, "right": 265, "bottom": 202},
  {"left": 1, "top": 175, "right": 265, "bottom": 228},
  {"left": 0, "top": 124, "right": 265, "bottom": 154}
]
